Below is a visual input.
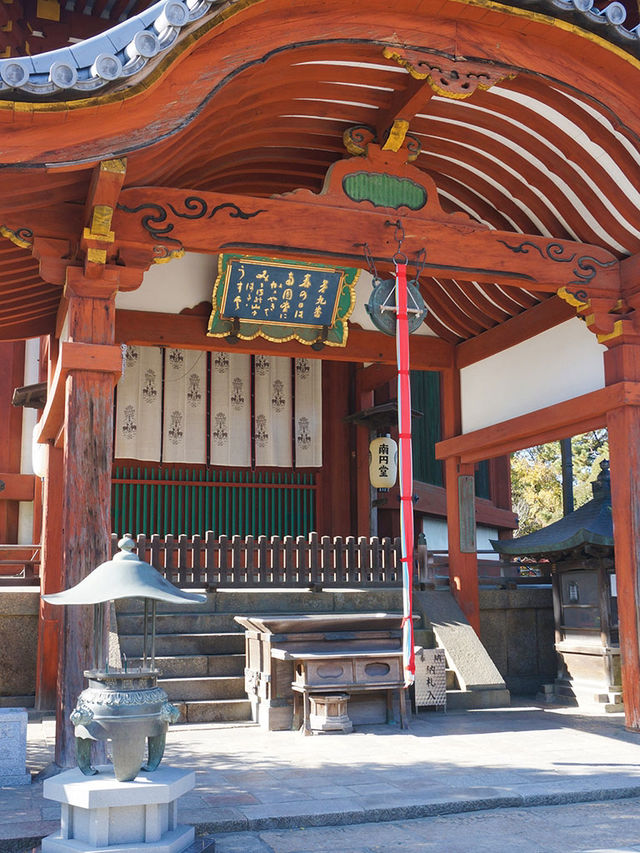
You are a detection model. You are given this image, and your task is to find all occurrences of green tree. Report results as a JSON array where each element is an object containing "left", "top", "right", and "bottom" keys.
[{"left": 511, "top": 430, "right": 608, "bottom": 536}]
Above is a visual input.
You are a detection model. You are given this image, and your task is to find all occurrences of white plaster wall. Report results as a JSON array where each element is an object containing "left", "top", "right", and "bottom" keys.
[
  {"left": 421, "top": 516, "right": 498, "bottom": 554},
  {"left": 117, "top": 256, "right": 435, "bottom": 338},
  {"left": 460, "top": 318, "right": 605, "bottom": 433},
  {"left": 477, "top": 525, "right": 500, "bottom": 557},
  {"left": 422, "top": 515, "right": 449, "bottom": 550},
  {"left": 18, "top": 339, "right": 39, "bottom": 544},
  {"left": 115, "top": 252, "right": 219, "bottom": 314}
]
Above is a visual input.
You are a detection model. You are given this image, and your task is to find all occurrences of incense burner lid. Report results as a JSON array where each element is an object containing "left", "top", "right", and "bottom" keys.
[{"left": 42, "top": 537, "right": 207, "bottom": 606}]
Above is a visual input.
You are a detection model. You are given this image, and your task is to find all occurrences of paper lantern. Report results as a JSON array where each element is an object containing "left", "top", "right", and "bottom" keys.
[
  {"left": 32, "top": 426, "right": 47, "bottom": 479},
  {"left": 369, "top": 436, "right": 398, "bottom": 490}
]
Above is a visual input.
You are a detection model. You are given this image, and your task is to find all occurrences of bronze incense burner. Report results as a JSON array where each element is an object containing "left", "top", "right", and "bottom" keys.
[{"left": 44, "top": 537, "right": 206, "bottom": 781}]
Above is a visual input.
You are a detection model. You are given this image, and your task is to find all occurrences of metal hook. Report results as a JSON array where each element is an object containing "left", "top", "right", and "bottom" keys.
[
  {"left": 384, "top": 220, "right": 407, "bottom": 267},
  {"left": 361, "top": 243, "right": 378, "bottom": 281},
  {"left": 414, "top": 248, "right": 426, "bottom": 284}
]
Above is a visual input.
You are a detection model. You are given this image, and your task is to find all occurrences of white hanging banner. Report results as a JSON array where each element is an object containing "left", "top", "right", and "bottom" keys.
[
  {"left": 114, "top": 345, "right": 162, "bottom": 462},
  {"left": 294, "top": 358, "right": 322, "bottom": 467},
  {"left": 210, "top": 351, "right": 251, "bottom": 467},
  {"left": 162, "top": 349, "right": 207, "bottom": 464},
  {"left": 254, "top": 355, "right": 292, "bottom": 467}
]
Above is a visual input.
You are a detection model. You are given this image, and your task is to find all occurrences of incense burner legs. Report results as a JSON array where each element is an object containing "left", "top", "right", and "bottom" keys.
[{"left": 70, "top": 670, "right": 180, "bottom": 782}]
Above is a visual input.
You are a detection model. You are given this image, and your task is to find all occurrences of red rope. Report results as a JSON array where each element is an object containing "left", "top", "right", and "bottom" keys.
[{"left": 395, "top": 262, "right": 415, "bottom": 683}]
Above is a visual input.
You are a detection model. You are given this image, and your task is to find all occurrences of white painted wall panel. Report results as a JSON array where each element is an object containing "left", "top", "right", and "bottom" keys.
[
  {"left": 115, "top": 252, "right": 218, "bottom": 314},
  {"left": 421, "top": 516, "right": 498, "bottom": 554},
  {"left": 20, "top": 338, "right": 39, "bottom": 476},
  {"left": 460, "top": 319, "right": 605, "bottom": 434},
  {"left": 118, "top": 258, "right": 437, "bottom": 339}
]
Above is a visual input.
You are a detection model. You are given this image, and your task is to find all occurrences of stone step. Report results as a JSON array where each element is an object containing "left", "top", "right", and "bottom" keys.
[
  {"left": 414, "top": 628, "right": 435, "bottom": 647},
  {"left": 160, "top": 676, "right": 245, "bottom": 702},
  {"left": 115, "top": 589, "right": 404, "bottom": 616},
  {"left": 445, "top": 688, "right": 511, "bottom": 710},
  {"left": 117, "top": 612, "right": 243, "bottom": 636},
  {"left": 119, "top": 632, "right": 245, "bottom": 656},
  {"left": 174, "top": 698, "right": 253, "bottom": 724},
  {"left": 127, "top": 654, "right": 245, "bottom": 678}
]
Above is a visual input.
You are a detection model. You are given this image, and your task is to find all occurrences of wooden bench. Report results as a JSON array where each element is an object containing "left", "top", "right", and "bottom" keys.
[{"left": 271, "top": 647, "right": 408, "bottom": 734}]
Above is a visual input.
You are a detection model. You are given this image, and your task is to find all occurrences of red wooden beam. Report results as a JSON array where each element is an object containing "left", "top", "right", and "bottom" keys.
[
  {"left": 115, "top": 309, "right": 454, "bottom": 370},
  {"left": 435, "top": 381, "right": 640, "bottom": 464},
  {"left": 36, "top": 341, "right": 122, "bottom": 443},
  {"left": 112, "top": 179, "right": 621, "bottom": 297},
  {"left": 0, "top": 472, "right": 35, "bottom": 501},
  {"left": 406, "top": 479, "right": 517, "bottom": 528}
]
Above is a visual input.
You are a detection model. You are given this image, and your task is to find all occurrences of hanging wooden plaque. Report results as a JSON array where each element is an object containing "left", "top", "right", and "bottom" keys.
[
  {"left": 208, "top": 254, "right": 359, "bottom": 347},
  {"left": 458, "top": 474, "right": 476, "bottom": 553}
]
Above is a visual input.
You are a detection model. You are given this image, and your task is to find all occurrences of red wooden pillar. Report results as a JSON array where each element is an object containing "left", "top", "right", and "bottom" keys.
[
  {"left": 442, "top": 366, "right": 480, "bottom": 633},
  {"left": 35, "top": 442, "right": 63, "bottom": 711},
  {"left": 355, "top": 382, "right": 374, "bottom": 537},
  {"left": 0, "top": 341, "right": 25, "bottom": 543},
  {"left": 604, "top": 333, "right": 640, "bottom": 731},
  {"left": 55, "top": 268, "right": 120, "bottom": 768},
  {"left": 36, "top": 337, "right": 62, "bottom": 711}
]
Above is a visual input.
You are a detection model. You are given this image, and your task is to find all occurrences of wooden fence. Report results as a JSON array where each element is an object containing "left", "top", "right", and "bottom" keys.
[
  {"left": 112, "top": 531, "right": 430, "bottom": 589},
  {"left": 0, "top": 544, "right": 40, "bottom": 586},
  {"left": 0, "top": 539, "right": 547, "bottom": 590}
]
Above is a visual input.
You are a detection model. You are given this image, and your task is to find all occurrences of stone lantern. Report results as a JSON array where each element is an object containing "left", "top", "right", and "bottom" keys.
[
  {"left": 491, "top": 461, "right": 620, "bottom": 710},
  {"left": 43, "top": 536, "right": 206, "bottom": 782}
]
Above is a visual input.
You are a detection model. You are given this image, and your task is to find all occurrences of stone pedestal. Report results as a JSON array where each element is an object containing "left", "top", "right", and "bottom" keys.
[
  {"left": 0, "top": 707, "right": 30, "bottom": 785},
  {"left": 309, "top": 693, "right": 353, "bottom": 733},
  {"left": 41, "top": 765, "right": 195, "bottom": 853}
]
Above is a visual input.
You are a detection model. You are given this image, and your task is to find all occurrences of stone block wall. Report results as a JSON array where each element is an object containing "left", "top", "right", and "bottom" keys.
[
  {"left": 0, "top": 590, "right": 38, "bottom": 702},
  {"left": 479, "top": 587, "right": 556, "bottom": 695}
]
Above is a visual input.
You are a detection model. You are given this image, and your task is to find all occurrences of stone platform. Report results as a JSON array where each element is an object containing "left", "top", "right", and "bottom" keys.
[
  {"left": 6, "top": 702, "right": 640, "bottom": 850},
  {"left": 0, "top": 707, "right": 30, "bottom": 786},
  {"left": 41, "top": 765, "right": 195, "bottom": 853}
]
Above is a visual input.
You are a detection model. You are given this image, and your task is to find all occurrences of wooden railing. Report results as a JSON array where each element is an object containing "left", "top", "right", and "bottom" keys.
[
  {"left": 0, "top": 540, "right": 547, "bottom": 590},
  {"left": 0, "top": 544, "right": 41, "bottom": 586},
  {"left": 112, "top": 532, "right": 430, "bottom": 589},
  {"left": 427, "top": 550, "right": 552, "bottom": 587}
]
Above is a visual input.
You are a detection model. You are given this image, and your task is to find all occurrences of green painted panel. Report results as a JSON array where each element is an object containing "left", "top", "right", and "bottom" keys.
[
  {"left": 410, "top": 370, "right": 443, "bottom": 487},
  {"left": 475, "top": 460, "right": 491, "bottom": 500},
  {"left": 111, "top": 466, "right": 316, "bottom": 538},
  {"left": 342, "top": 172, "right": 427, "bottom": 210}
]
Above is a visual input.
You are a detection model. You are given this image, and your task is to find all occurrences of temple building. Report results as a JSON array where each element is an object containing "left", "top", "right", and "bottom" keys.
[{"left": 2, "top": 0, "right": 640, "bottom": 757}]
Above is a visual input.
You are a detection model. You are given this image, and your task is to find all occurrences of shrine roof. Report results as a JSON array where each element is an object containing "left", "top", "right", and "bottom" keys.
[
  {"left": 491, "top": 463, "right": 613, "bottom": 558},
  {"left": 4, "top": 0, "right": 640, "bottom": 66},
  {"left": 0, "top": 0, "right": 639, "bottom": 344}
]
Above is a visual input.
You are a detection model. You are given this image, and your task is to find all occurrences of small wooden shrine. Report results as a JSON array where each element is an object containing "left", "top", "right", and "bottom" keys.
[{"left": 492, "top": 462, "right": 620, "bottom": 710}]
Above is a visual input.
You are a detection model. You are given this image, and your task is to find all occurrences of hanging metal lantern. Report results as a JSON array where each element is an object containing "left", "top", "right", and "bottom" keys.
[
  {"left": 365, "top": 277, "right": 427, "bottom": 336},
  {"left": 369, "top": 435, "right": 398, "bottom": 490},
  {"left": 43, "top": 537, "right": 206, "bottom": 782}
]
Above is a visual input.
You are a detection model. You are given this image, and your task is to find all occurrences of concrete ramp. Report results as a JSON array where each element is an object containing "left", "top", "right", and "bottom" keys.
[{"left": 413, "top": 589, "right": 510, "bottom": 709}]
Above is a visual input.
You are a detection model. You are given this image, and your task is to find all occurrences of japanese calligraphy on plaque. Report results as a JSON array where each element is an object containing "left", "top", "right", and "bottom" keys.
[{"left": 208, "top": 254, "right": 359, "bottom": 347}]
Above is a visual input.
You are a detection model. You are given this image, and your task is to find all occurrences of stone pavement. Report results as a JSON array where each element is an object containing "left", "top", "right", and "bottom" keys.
[
  {"left": 207, "top": 799, "right": 640, "bottom": 853},
  {"left": 5, "top": 703, "right": 640, "bottom": 850}
]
